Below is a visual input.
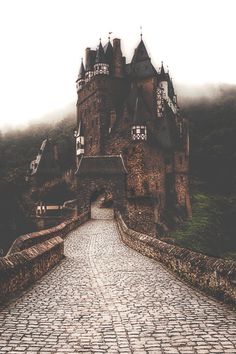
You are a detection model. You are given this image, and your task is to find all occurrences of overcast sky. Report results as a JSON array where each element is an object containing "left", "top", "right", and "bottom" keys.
[{"left": 0, "top": 0, "right": 235, "bottom": 130}]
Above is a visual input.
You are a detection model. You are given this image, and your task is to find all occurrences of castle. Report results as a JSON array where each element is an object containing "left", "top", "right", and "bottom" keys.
[{"left": 75, "top": 35, "right": 191, "bottom": 236}]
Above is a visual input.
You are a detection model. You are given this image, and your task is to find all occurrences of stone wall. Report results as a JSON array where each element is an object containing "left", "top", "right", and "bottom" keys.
[
  {"left": 77, "top": 175, "right": 126, "bottom": 216},
  {"left": 0, "top": 237, "right": 63, "bottom": 302},
  {"left": 0, "top": 211, "right": 89, "bottom": 302},
  {"left": 8, "top": 211, "right": 89, "bottom": 254},
  {"left": 116, "top": 212, "right": 236, "bottom": 305}
]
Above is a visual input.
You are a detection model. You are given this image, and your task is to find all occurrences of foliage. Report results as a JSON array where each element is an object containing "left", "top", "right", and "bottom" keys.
[
  {"left": 1, "top": 84, "right": 236, "bottom": 257},
  {"left": 172, "top": 194, "right": 236, "bottom": 259},
  {"left": 182, "top": 85, "right": 236, "bottom": 194},
  {"left": 0, "top": 113, "right": 76, "bottom": 255},
  {"left": 0, "top": 113, "right": 75, "bottom": 180},
  {"left": 0, "top": 170, "right": 35, "bottom": 255},
  {"left": 37, "top": 177, "right": 75, "bottom": 204}
]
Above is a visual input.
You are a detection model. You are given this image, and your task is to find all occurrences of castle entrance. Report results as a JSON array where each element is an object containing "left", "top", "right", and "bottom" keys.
[
  {"left": 90, "top": 190, "right": 114, "bottom": 220},
  {"left": 75, "top": 155, "right": 127, "bottom": 218}
]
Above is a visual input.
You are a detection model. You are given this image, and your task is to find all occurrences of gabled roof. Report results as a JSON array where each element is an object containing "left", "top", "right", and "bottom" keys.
[
  {"left": 77, "top": 59, "right": 85, "bottom": 80},
  {"left": 76, "top": 155, "right": 127, "bottom": 176},
  {"left": 95, "top": 41, "right": 106, "bottom": 64},
  {"left": 131, "top": 39, "right": 150, "bottom": 63}
]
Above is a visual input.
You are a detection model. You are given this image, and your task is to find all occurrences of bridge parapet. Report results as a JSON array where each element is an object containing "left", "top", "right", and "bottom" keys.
[
  {"left": 116, "top": 211, "right": 236, "bottom": 305},
  {"left": 0, "top": 211, "right": 90, "bottom": 302},
  {"left": 8, "top": 211, "right": 89, "bottom": 254}
]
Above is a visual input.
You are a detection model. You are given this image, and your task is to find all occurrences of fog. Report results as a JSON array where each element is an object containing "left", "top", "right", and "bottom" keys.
[{"left": 0, "top": 0, "right": 236, "bottom": 131}]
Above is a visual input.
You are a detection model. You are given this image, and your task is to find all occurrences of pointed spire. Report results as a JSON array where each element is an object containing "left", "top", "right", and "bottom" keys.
[
  {"left": 104, "top": 37, "right": 113, "bottom": 67},
  {"left": 78, "top": 58, "right": 85, "bottom": 79},
  {"left": 159, "top": 61, "right": 167, "bottom": 81},
  {"left": 95, "top": 40, "right": 106, "bottom": 63},
  {"left": 131, "top": 37, "right": 150, "bottom": 63}
]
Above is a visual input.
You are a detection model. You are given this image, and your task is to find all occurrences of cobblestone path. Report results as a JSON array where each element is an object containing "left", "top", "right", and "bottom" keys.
[{"left": 0, "top": 205, "right": 236, "bottom": 353}]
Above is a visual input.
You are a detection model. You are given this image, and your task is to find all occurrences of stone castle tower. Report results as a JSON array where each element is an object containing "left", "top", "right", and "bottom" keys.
[{"left": 75, "top": 35, "right": 191, "bottom": 236}]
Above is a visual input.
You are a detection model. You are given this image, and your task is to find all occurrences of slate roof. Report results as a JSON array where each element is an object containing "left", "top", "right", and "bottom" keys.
[
  {"left": 131, "top": 39, "right": 150, "bottom": 63},
  {"left": 95, "top": 41, "right": 106, "bottom": 64},
  {"left": 158, "top": 63, "right": 168, "bottom": 81},
  {"left": 77, "top": 59, "right": 85, "bottom": 80},
  {"left": 76, "top": 155, "right": 127, "bottom": 176},
  {"left": 129, "top": 39, "right": 157, "bottom": 79},
  {"left": 104, "top": 40, "right": 113, "bottom": 66}
]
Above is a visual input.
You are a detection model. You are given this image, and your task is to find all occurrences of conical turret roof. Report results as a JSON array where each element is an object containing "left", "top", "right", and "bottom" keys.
[
  {"left": 104, "top": 40, "right": 113, "bottom": 65},
  {"left": 95, "top": 41, "right": 106, "bottom": 64},
  {"left": 78, "top": 59, "right": 85, "bottom": 79},
  {"left": 159, "top": 62, "right": 167, "bottom": 81}
]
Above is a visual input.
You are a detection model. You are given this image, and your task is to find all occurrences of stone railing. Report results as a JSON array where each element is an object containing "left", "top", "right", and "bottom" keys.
[
  {"left": 116, "top": 212, "right": 236, "bottom": 305},
  {"left": 8, "top": 211, "right": 89, "bottom": 254},
  {"left": 0, "top": 211, "right": 90, "bottom": 302}
]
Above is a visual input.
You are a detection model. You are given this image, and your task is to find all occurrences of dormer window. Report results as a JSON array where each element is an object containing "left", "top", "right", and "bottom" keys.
[{"left": 131, "top": 125, "right": 147, "bottom": 141}]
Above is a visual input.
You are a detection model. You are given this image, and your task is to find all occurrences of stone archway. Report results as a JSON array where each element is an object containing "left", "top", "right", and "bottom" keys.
[
  {"left": 90, "top": 190, "right": 114, "bottom": 220},
  {"left": 75, "top": 155, "right": 127, "bottom": 217}
]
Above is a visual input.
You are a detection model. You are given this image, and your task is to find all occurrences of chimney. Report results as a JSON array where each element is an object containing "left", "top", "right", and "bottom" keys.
[
  {"left": 85, "top": 47, "right": 91, "bottom": 70},
  {"left": 113, "top": 38, "right": 124, "bottom": 78}
]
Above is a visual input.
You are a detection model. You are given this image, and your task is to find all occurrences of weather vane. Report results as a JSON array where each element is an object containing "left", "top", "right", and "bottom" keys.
[
  {"left": 108, "top": 32, "right": 112, "bottom": 40},
  {"left": 140, "top": 26, "right": 143, "bottom": 39}
]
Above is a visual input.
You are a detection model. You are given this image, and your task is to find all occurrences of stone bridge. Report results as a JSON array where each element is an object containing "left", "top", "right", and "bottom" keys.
[{"left": 0, "top": 202, "right": 236, "bottom": 353}]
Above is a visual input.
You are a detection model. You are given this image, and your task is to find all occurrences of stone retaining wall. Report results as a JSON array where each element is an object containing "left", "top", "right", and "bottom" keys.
[
  {"left": 0, "top": 211, "right": 90, "bottom": 302},
  {"left": 116, "top": 212, "right": 236, "bottom": 305}
]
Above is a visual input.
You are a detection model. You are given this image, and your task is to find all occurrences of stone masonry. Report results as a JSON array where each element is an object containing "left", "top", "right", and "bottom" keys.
[{"left": 0, "top": 204, "right": 235, "bottom": 353}]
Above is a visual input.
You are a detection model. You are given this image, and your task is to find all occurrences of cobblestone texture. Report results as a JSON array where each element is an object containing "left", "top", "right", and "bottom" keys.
[{"left": 0, "top": 204, "right": 236, "bottom": 353}]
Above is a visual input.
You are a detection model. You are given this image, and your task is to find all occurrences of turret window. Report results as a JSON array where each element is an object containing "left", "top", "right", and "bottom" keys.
[
  {"left": 131, "top": 125, "right": 147, "bottom": 141},
  {"left": 85, "top": 71, "right": 94, "bottom": 83},
  {"left": 94, "top": 63, "right": 109, "bottom": 76},
  {"left": 156, "top": 88, "right": 164, "bottom": 118}
]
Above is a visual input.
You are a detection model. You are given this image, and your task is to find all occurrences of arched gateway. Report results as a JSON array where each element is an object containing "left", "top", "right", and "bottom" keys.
[{"left": 75, "top": 155, "right": 127, "bottom": 216}]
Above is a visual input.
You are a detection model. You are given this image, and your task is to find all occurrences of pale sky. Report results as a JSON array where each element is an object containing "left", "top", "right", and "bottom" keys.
[{"left": 0, "top": 0, "right": 236, "bottom": 130}]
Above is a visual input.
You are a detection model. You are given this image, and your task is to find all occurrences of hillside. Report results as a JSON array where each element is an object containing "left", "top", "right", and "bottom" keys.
[
  {"left": 0, "top": 113, "right": 76, "bottom": 255},
  {"left": 172, "top": 84, "right": 236, "bottom": 258},
  {"left": 0, "top": 84, "right": 236, "bottom": 257}
]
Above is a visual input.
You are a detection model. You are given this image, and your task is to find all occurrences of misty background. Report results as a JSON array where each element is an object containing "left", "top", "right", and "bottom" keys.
[
  {"left": 0, "top": 0, "right": 236, "bottom": 130},
  {"left": 0, "top": 0, "right": 236, "bottom": 258}
]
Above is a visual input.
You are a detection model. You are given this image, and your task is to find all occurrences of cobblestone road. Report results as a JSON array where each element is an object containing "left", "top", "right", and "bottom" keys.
[{"left": 0, "top": 205, "right": 236, "bottom": 353}]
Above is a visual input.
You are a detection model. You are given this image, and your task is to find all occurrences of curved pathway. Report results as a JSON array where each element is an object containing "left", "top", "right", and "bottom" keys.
[{"left": 0, "top": 205, "right": 236, "bottom": 353}]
